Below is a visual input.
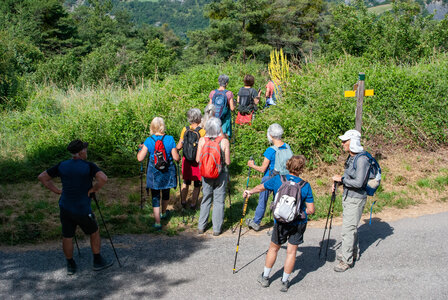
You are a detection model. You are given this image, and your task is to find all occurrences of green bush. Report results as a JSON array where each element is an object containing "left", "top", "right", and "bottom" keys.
[{"left": 1, "top": 56, "right": 448, "bottom": 183}]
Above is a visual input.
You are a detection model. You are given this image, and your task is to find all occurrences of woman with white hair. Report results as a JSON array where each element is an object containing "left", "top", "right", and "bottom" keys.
[
  {"left": 245, "top": 123, "right": 293, "bottom": 231},
  {"left": 201, "top": 103, "right": 216, "bottom": 128},
  {"left": 195, "top": 117, "right": 231, "bottom": 236},
  {"left": 209, "top": 74, "right": 235, "bottom": 139},
  {"left": 137, "top": 117, "right": 180, "bottom": 230},
  {"left": 176, "top": 108, "right": 206, "bottom": 209}
]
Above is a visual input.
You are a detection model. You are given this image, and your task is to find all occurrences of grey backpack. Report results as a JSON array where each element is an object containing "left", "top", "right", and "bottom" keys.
[
  {"left": 270, "top": 144, "right": 293, "bottom": 176},
  {"left": 270, "top": 176, "right": 307, "bottom": 223}
]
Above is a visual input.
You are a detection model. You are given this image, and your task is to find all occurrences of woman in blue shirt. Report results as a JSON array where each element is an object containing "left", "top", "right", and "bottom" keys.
[{"left": 137, "top": 117, "right": 180, "bottom": 229}]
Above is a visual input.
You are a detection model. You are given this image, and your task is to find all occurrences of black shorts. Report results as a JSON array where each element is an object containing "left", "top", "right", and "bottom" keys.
[
  {"left": 60, "top": 207, "right": 98, "bottom": 238},
  {"left": 183, "top": 179, "right": 202, "bottom": 187},
  {"left": 271, "top": 222, "right": 307, "bottom": 246}
]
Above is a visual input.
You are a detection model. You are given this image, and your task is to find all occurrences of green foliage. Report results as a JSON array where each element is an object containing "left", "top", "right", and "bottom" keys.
[
  {"left": 2, "top": 54, "right": 448, "bottom": 182},
  {"left": 186, "top": 0, "right": 326, "bottom": 63},
  {"left": 324, "top": 0, "right": 448, "bottom": 62}
]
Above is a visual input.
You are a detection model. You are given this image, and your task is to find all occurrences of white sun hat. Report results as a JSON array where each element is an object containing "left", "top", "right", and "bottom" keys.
[{"left": 339, "top": 129, "right": 364, "bottom": 153}]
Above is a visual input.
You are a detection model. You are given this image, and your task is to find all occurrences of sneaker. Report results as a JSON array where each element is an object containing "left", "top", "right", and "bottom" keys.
[
  {"left": 245, "top": 218, "right": 261, "bottom": 231},
  {"left": 334, "top": 260, "right": 351, "bottom": 272},
  {"left": 280, "top": 279, "right": 290, "bottom": 292},
  {"left": 93, "top": 255, "right": 114, "bottom": 271},
  {"left": 213, "top": 231, "right": 221, "bottom": 236},
  {"left": 160, "top": 210, "right": 171, "bottom": 220},
  {"left": 66, "top": 260, "right": 77, "bottom": 275},
  {"left": 197, "top": 228, "right": 205, "bottom": 234},
  {"left": 153, "top": 223, "right": 162, "bottom": 230},
  {"left": 257, "top": 273, "right": 270, "bottom": 288}
]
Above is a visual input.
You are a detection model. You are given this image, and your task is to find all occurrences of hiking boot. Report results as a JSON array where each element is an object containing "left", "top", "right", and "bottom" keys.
[
  {"left": 245, "top": 218, "right": 261, "bottom": 231},
  {"left": 334, "top": 260, "right": 351, "bottom": 272},
  {"left": 280, "top": 279, "right": 290, "bottom": 292},
  {"left": 93, "top": 255, "right": 114, "bottom": 271},
  {"left": 336, "top": 251, "right": 357, "bottom": 262},
  {"left": 257, "top": 273, "right": 270, "bottom": 288},
  {"left": 213, "top": 231, "right": 221, "bottom": 236},
  {"left": 66, "top": 259, "right": 77, "bottom": 275},
  {"left": 198, "top": 228, "right": 205, "bottom": 235}
]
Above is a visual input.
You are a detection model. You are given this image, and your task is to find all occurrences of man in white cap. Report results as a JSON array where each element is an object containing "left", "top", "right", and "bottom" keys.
[{"left": 332, "top": 129, "right": 370, "bottom": 272}]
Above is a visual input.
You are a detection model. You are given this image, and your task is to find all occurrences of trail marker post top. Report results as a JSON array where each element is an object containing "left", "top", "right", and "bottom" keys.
[{"left": 344, "top": 72, "right": 374, "bottom": 133}]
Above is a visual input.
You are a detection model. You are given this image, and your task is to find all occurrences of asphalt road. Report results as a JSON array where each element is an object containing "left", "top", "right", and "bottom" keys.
[{"left": 1, "top": 212, "right": 447, "bottom": 299}]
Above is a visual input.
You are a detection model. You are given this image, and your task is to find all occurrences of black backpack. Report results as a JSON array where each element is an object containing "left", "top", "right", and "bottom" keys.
[
  {"left": 238, "top": 88, "right": 255, "bottom": 115},
  {"left": 183, "top": 126, "right": 201, "bottom": 162}
]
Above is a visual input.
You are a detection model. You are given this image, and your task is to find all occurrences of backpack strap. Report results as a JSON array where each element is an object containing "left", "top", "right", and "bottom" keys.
[
  {"left": 280, "top": 175, "right": 286, "bottom": 183},
  {"left": 353, "top": 151, "right": 371, "bottom": 189}
]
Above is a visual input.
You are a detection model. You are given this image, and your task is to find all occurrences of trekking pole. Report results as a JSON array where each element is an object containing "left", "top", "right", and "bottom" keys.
[
  {"left": 318, "top": 181, "right": 338, "bottom": 259},
  {"left": 369, "top": 201, "right": 376, "bottom": 225},
  {"left": 140, "top": 162, "right": 144, "bottom": 209},
  {"left": 91, "top": 193, "right": 122, "bottom": 267},
  {"left": 232, "top": 156, "right": 253, "bottom": 234},
  {"left": 177, "top": 161, "right": 186, "bottom": 224},
  {"left": 232, "top": 156, "right": 253, "bottom": 274},
  {"left": 74, "top": 235, "right": 81, "bottom": 257},
  {"left": 227, "top": 172, "right": 232, "bottom": 209}
]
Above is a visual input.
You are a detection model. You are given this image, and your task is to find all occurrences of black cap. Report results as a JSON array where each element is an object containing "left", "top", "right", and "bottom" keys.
[{"left": 67, "top": 139, "right": 88, "bottom": 154}]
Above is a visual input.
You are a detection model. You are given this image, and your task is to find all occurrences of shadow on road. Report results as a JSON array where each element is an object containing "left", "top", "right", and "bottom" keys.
[
  {"left": 0, "top": 234, "right": 206, "bottom": 298},
  {"left": 358, "top": 217, "right": 394, "bottom": 258}
]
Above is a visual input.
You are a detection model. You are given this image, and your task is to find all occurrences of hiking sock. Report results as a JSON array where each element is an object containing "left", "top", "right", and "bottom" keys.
[
  {"left": 93, "top": 253, "right": 101, "bottom": 263},
  {"left": 282, "top": 272, "right": 291, "bottom": 283},
  {"left": 263, "top": 267, "right": 271, "bottom": 278}
]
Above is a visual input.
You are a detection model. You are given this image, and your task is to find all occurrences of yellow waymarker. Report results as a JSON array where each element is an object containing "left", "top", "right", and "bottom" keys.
[
  {"left": 344, "top": 91, "right": 356, "bottom": 97},
  {"left": 365, "top": 89, "right": 374, "bottom": 96},
  {"left": 344, "top": 89, "right": 374, "bottom": 97}
]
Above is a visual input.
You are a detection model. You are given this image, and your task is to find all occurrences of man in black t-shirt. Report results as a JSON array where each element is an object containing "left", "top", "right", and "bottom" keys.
[{"left": 38, "top": 139, "right": 113, "bottom": 275}]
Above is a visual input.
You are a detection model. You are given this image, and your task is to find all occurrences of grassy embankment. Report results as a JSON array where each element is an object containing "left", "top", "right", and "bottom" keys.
[{"left": 1, "top": 55, "right": 448, "bottom": 244}]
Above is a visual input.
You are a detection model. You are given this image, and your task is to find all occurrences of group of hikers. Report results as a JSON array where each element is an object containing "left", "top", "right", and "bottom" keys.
[{"left": 38, "top": 74, "right": 380, "bottom": 293}]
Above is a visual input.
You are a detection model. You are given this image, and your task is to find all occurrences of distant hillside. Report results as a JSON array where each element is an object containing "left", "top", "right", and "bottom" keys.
[{"left": 112, "top": 0, "right": 211, "bottom": 39}]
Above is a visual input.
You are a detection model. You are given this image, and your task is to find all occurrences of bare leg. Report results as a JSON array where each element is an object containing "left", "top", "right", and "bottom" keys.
[
  {"left": 153, "top": 207, "right": 161, "bottom": 224},
  {"left": 181, "top": 183, "right": 189, "bottom": 204},
  {"left": 283, "top": 243, "right": 298, "bottom": 274},
  {"left": 265, "top": 242, "right": 281, "bottom": 268},
  {"left": 62, "top": 238, "right": 74, "bottom": 259},
  {"left": 90, "top": 229, "right": 101, "bottom": 254},
  {"left": 162, "top": 199, "right": 169, "bottom": 214},
  {"left": 191, "top": 186, "right": 201, "bottom": 206}
]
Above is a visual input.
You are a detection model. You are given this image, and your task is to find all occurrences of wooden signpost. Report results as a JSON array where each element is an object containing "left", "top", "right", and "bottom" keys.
[{"left": 344, "top": 72, "right": 374, "bottom": 133}]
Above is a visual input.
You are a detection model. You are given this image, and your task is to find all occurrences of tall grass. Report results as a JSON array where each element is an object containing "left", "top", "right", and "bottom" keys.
[{"left": 1, "top": 55, "right": 448, "bottom": 183}]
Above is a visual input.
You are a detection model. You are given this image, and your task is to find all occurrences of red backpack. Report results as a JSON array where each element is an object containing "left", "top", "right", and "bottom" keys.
[
  {"left": 150, "top": 135, "right": 169, "bottom": 172},
  {"left": 199, "top": 136, "right": 224, "bottom": 179}
]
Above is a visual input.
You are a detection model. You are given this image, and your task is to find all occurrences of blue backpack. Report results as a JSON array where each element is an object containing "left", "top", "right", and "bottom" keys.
[
  {"left": 353, "top": 151, "right": 382, "bottom": 196},
  {"left": 212, "top": 89, "right": 229, "bottom": 120}
]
